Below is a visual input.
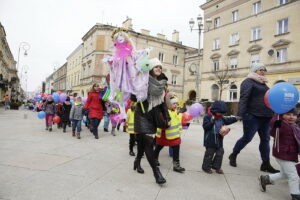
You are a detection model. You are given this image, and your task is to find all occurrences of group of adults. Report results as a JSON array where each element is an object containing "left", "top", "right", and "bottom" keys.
[{"left": 83, "top": 61, "right": 279, "bottom": 185}]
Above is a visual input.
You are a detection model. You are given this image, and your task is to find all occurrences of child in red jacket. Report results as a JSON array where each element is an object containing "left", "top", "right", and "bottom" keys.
[{"left": 259, "top": 108, "right": 300, "bottom": 200}]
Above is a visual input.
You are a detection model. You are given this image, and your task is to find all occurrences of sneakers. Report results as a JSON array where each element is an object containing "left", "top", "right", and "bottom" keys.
[
  {"left": 258, "top": 175, "right": 272, "bottom": 192},
  {"left": 76, "top": 133, "right": 81, "bottom": 139}
]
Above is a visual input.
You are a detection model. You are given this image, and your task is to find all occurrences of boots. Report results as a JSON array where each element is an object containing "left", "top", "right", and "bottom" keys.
[
  {"left": 49, "top": 127, "right": 52, "bottom": 132},
  {"left": 72, "top": 130, "right": 75, "bottom": 137},
  {"left": 291, "top": 194, "right": 300, "bottom": 200},
  {"left": 117, "top": 123, "right": 121, "bottom": 131},
  {"left": 123, "top": 126, "right": 126, "bottom": 133},
  {"left": 258, "top": 175, "right": 273, "bottom": 192},
  {"left": 76, "top": 133, "right": 81, "bottom": 139},
  {"left": 133, "top": 158, "right": 144, "bottom": 174},
  {"left": 63, "top": 128, "right": 66, "bottom": 133},
  {"left": 104, "top": 128, "right": 109, "bottom": 132},
  {"left": 155, "top": 159, "right": 160, "bottom": 166},
  {"left": 153, "top": 167, "right": 166, "bottom": 184},
  {"left": 260, "top": 160, "right": 280, "bottom": 173},
  {"left": 45, "top": 126, "right": 49, "bottom": 130},
  {"left": 111, "top": 127, "right": 116, "bottom": 136},
  {"left": 173, "top": 160, "right": 185, "bottom": 173},
  {"left": 229, "top": 153, "right": 237, "bottom": 167}
]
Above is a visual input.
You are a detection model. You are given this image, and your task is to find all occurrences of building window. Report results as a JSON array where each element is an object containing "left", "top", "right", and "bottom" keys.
[
  {"left": 230, "top": 57, "right": 238, "bottom": 69},
  {"left": 173, "top": 55, "right": 178, "bottom": 65},
  {"left": 253, "top": 1, "right": 261, "bottom": 14},
  {"left": 211, "top": 84, "right": 219, "bottom": 101},
  {"left": 279, "top": 0, "right": 288, "bottom": 5},
  {"left": 251, "top": 27, "right": 261, "bottom": 41},
  {"left": 171, "top": 75, "right": 177, "bottom": 85},
  {"left": 229, "top": 85, "right": 238, "bottom": 101},
  {"left": 232, "top": 10, "right": 239, "bottom": 22},
  {"left": 230, "top": 33, "right": 239, "bottom": 45},
  {"left": 213, "top": 60, "right": 219, "bottom": 71},
  {"left": 277, "top": 18, "right": 288, "bottom": 35},
  {"left": 276, "top": 48, "right": 287, "bottom": 63},
  {"left": 214, "top": 17, "right": 221, "bottom": 28},
  {"left": 159, "top": 52, "right": 164, "bottom": 62},
  {"left": 213, "top": 38, "right": 220, "bottom": 50},
  {"left": 251, "top": 54, "right": 260, "bottom": 64}
]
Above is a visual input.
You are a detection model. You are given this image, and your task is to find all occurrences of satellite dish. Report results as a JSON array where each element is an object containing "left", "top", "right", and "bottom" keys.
[{"left": 268, "top": 49, "right": 274, "bottom": 56}]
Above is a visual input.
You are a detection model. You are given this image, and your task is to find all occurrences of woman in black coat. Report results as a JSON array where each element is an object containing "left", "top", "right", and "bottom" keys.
[
  {"left": 132, "top": 59, "right": 170, "bottom": 184},
  {"left": 61, "top": 97, "right": 72, "bottom": 133}
]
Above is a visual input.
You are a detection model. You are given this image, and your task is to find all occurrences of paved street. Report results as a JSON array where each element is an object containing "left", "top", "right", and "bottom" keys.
[{"left": 0, "top": 108, "right": 290, "bottom": 200}]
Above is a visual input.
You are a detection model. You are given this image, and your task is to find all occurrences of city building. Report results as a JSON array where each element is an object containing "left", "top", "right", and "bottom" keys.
[
  {"left": 200, "top": 0, "right": 300, "bottom": 101},
  {"left": 45, "top": 73, "right": 54, "bottom": 94},
  {"left": 0, "top": 22, "right": 20, "bottom": 101},
  {"left": 53, "top": 63, "right": 67, "bottom": 93},
  {"left": 66, "top": 44, "right": 83, "bottom": 97}
]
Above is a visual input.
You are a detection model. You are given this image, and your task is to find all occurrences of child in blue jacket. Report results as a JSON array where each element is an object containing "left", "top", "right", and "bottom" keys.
[{"left": 202, "top": 101, "right": 238, "bottom": 174}]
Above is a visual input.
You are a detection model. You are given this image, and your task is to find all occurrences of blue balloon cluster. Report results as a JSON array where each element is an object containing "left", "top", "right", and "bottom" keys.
[
  {"left": 37, "top": 111, "right": 46, "bottom": 119},
  {"left": 268, "top": 82, "right": 299, "bottom": 114},
  {"left": 52, "top": 93, "right": 60, "bottom": 102}
]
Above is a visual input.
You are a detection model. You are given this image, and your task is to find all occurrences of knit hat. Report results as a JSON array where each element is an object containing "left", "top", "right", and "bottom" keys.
[
  {"left": 250, "top": 63, "right": 267, "bottom": 72},
  {"left": 211, "top": 101, "right": 227, "bottom": 114},
  {"left": 66, "top": 97, "right": 70, "bottom": 101},
  {"left": 170, "top": 97, "right": 179, "bottom": 105},
  {"left": 150, "top": 58, "right": 162, "bottom": 68}
]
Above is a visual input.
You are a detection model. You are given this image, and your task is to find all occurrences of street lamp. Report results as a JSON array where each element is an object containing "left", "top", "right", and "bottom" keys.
[
  {"left": 189, "top": 14, "right": 212, "bottom": 102},
  {"left": 16, "top": 42, "right": 30, "bottom": 101}
]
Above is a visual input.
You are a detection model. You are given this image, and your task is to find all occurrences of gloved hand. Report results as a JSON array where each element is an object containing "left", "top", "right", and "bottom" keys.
[
  {"left": 274, "top": 120, "right": 282, "bottom": 128},
  {"left": 211, "top": 116, "right": 215, "bottom": 123}
]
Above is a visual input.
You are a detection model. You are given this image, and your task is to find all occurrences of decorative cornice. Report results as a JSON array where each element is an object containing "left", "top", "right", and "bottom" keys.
[
  {"left": 247, "top": 44, "right": 262, "bottom": 53},
  {"left": 210, "top": 53, "right": 221, "bottom": 60},
  {"left": 272, "top": 39, "right": 291, "bottom": 48},
  {"left": 227, "top": 49, "right": 240, "bottom": 56}
]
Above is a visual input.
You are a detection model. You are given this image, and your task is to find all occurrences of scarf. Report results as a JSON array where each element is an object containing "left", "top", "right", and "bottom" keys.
[
  {"left": 247, "top": 72, "right": 268, "bottom": 84},
  {"left": 147, "top": 76, "right": 167, "bottom": 112}
]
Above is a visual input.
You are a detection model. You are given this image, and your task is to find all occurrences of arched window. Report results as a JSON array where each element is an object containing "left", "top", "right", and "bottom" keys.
[
  {"left": 211, "top": 84, "right": 219, "bottom": 101},
  {"left": 229, "top": 84, "right": 238, "bottom": 101}
]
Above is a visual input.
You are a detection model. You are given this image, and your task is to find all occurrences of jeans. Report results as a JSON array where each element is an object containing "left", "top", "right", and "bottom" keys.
[
  {"left": 90, "top": 118, "right": 101, "bottom": 136},
  {"left": 154, "top": 144, "right": 180, "bottom": 161},
  {"left": 232, "top": 113, "right": 271, "bottom": 161},
  {"left": 72, "top": 120, "right": 82, "bottom": 133},
  {"left": 103, "top": 115, "right": 110, "bottom": 129},
  {"left": 269, "top": 158, "right": 300, "bottom": 195},
  {"left": 202, "top": 147, "right": 224, "bottom": 170}
]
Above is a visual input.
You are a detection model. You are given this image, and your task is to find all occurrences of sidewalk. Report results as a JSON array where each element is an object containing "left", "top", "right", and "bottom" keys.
[{"left": 0, "top": 109, "right": 289, "bottom": 200}]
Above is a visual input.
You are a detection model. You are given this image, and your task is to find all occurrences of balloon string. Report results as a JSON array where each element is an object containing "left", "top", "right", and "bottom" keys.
[
  {"left": 275, "top": 115, "right": 280, "bottom": 152},
  {"left": 140, "top": 101, "right": 145, "bottom": 113}
]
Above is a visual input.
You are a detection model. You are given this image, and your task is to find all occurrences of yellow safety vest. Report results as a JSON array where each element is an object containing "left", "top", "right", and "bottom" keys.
[
  {"left": 127, "top": 109, "right": 135, "bottom": 134},
  {"left": 156, "top": 110, "right": 181, "bottom": 140}
]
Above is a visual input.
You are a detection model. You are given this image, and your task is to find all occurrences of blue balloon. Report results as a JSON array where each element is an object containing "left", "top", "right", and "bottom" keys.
[
  {"left": 37, "top": 111, "right": 46, "bottom": 119},
  {"left": 268, "top": 82, "right": 299, "bottom": 114},
  {"left": 82, "top": 117, "right": 87, "bottom": 123},
  {"left": 52, "top": 93, "right": 60, "bottom": 102}
]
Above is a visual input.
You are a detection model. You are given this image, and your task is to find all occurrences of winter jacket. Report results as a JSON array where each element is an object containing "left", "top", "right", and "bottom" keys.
[
  {"left": 270, "top": 115, "right": 299, "bottom": 162},
  {"left": 56, "top": 103, "right": 63, "bottom": 116},
  {"left": 131, "top": 95, "right": 171, "bottom": 135},
  {"left": 61, "top": 102, "right": 72, "bottom": 122},
  {"left": 70, "top": 102, "right": 84, "bottom": 120},
  {"left": 238, "top": 78, "right": 273, "bottom": 118},
  {"left": 84, "top": 92, "right": 104, "bottom": 119},
  {"left": 203, "top": 102, "right": 237, "bottom": 148},
  {"left": 43, "top": 101, "right": 56, "bottom": 115}
]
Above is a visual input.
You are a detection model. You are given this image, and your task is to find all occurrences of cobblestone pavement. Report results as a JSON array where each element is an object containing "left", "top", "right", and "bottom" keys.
[{"left": 0, "top": 108, "right": 290, "bottom": 200}]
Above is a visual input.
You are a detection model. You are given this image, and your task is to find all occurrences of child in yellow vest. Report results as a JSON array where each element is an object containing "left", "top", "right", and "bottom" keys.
[
  {"left": 126, "top": 102, "right": 137, "bottom": 156},
  {"left": 154, "top": 96, "right": 185, "bottom": 173}
]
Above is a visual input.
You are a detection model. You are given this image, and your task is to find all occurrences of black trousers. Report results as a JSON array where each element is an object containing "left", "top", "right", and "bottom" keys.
[
  {"left": 154, "top": 144, "right": 180, "bottom": 161},
  {"left": 129, "top": 134, "right": 136, "bottom": 151},
  {"left": 202, "top": 147, "right": 224, "bottom": 170},
  {"left": 136, "top": 134, "right": 156, "bottom": 169}
]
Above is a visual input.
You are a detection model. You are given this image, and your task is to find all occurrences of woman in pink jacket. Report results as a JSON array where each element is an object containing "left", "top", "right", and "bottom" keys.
[{"left": 84, "top": 83, "right": 104, "bottom": 139}]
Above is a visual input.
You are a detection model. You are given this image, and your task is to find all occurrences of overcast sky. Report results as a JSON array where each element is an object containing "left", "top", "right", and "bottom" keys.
[{"left": 0, "top": 0, "right": 206, "bottom": 92}]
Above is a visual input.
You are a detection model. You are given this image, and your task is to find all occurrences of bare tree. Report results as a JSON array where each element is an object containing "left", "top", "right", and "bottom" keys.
[{"left": 212, "top": 64, "right": 235, "bottom": 100}]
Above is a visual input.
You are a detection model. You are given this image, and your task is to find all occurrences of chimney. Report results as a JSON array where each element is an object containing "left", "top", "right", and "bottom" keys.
[
  {"left": 172, "top": 30, "right": 179, "bottom": 43},
  {"left": 157, "top": 33, "right": 166, "bottom": 40},
  {"left": 141, "top": 29, "right": 150, "bottom": 35},
  {"left": 122, "top": 17, "right": 133, "bottom": 30}
]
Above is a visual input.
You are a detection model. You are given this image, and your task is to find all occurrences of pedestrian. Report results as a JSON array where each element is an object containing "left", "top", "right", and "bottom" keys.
[
  {"left": 61, "top": 97, "right": 72, "bottom": 133},
  {"left": 4, "top": 95, "right": 10, "bottom": 110},
  {"left": 43, "top": 96, "right": 56, "bottom": 132},
  {"left": 126, "top": 102, "right": 137, "bottom": 156},
  {"left": 154, "top": 94, "right": 185, "bottom": 173},
  {"left": 84, "top": 83, "right": 105, "bottom": 139},
  {"left": 132, "top": 58, "right": 170, "bottom": 184},
  {"left": 103, "top": 101, "right": 112, "bottom": 132},
  {"left": 70, "top": 96, "right": 84, "bottom": 139},
  {"left": 229, "top": 63, "right": 279, "bottom": 173},
  {"left": 202, "top": 101, "right": 238, "bottom": 174},
  {"left": 259, "top": 108, "right": 300, "bottom": 200}
]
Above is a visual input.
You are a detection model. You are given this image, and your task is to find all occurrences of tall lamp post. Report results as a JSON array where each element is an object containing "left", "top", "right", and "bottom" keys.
[
  {"left": 16, "top": 42, "right": 30, "bottom": 101},
  {"left": 189, "top": 14, "right": 212, "bottom": 102}
]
